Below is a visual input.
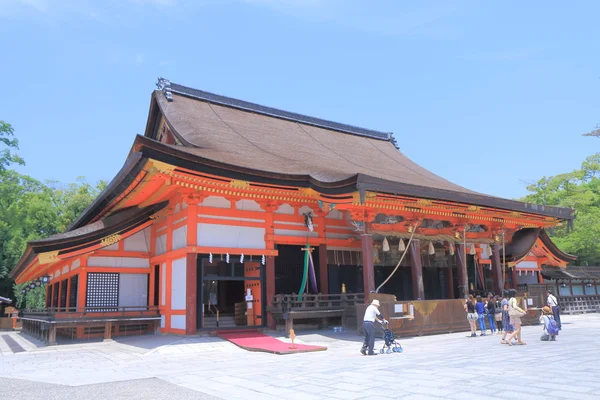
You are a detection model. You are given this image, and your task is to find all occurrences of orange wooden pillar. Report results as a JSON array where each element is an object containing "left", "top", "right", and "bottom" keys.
[
  {"left": 185, "top": 253, "right": 197, "bottom": 335},
  {"left": 319, "top": 244, "right": 328, "bottom": 294},
  {"left": 410, "top": 240, "right": 425, "bottom": 300},
  {"left": 537, "top": 271, "right": 544, "bottom": 283},
  {"left": 491, "top": 244, "right": 503, "bottom": 295},
  {"left": 361, "top": 233, "right": 375, "bottom": 296}
]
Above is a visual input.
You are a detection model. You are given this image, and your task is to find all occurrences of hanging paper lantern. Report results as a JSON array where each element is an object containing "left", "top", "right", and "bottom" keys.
[
  {"left": 428, "top": 241, "right": 435, "bottom": 255},
  {"left": 382, "top": 237, "right": 390, "bottom": 252},
  {"left": 449, "top": 243, "right": 455, "bottom": 256},
  {"left": 261, "top": 255, "right": 266, "bottom": 265},
  {"left": 398, "top": 239, "right": 406, "bottom": 252},
  {"left": 240, "top": 253, "right": 244, "bottom": 264},
  {"left": 209, "top": 253, "right": 213, "bottom": 263},
  {"left": 469, "top": 243, "right": 476, "bottom": 255},
  {"left": 226, "top": 253, "right": 230, "bottom": 263},
  {"left": 519, "top": 269, "right": 522, "bottom": 276}
]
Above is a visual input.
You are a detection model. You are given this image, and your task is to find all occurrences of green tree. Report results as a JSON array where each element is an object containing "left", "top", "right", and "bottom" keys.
[
  {"left": 522, "top": 153, "right": 600, "bottom": 265},
  {"left": 0, "top": 120, "right": 25, "bottom": 171}
]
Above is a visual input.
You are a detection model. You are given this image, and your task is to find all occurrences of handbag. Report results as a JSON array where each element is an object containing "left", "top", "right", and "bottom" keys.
[{"left": 508, "top": 300, "right": 526, "bottom": 317}]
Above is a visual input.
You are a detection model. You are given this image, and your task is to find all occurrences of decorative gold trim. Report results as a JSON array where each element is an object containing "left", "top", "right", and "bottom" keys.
[
  {"left": 417, "top": 199, "right": 433, "bottom": 207},
  {"left": 229, "top": 180, "right": 250, "bottom": 189},
  {"left": 150, "top": 160, "right": 176, "bottom": 175},
  {"left": 467, "top": 205, "right": 480, "bottom": 212},
  {"left": 298, "top": 188, "right": 319, "bottom": 198},
  {"left": 38, "top": 251, "right": 59, "bottom": 265},
  {"left": 101, "top": 234, "right": 122, "bottom": 247}
]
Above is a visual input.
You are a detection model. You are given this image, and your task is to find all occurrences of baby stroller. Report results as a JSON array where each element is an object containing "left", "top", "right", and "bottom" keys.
[{"left": 379, "top": 321, "right": 403, "bottom": 354}]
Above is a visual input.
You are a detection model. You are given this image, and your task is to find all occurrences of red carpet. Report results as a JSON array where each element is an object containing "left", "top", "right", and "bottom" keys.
[{"left": 217, "top": 331, "right": 327, "bottom": 355}]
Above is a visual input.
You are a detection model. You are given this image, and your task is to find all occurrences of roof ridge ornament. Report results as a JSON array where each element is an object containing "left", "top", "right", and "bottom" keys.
[{"left": 156, "top": 77, "right": 173, "bottom": 102}]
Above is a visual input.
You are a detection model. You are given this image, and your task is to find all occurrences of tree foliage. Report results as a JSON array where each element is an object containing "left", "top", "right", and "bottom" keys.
[
  {"left": 522, "top": 153, "right": 600, "bottom": 265},
  {"left": 0, "top": 120, "right": 25, "bottom": 171},
  {"left": 0, "top": 120, "right": 106, "bottom": 303}
]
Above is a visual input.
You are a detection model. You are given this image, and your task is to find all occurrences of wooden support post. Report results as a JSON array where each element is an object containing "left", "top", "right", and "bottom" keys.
[
  {"left": 361, "top": 234, "right": 375, "bottom": 296},
  {"left": 410, "top": 240, "right": 425, "bottom": 300},
  {"left": 319, "top": 244, "right": 328, "bottom": 294},
  {"left": 447, "top": 266, "right": 455, "bottom": 299},
  {"left": 537, "top": 271, "right": 544, "bottom": 284},
  {"left": 491, "top": 244, "right": 503, "bottom": 295},
  {"left": 455, "top": 244, "right": 467, "bottom": 298},
  {"left": 185, "top": 253, "right": 197, "bottom": 335},
  {"left": 511, "top": 267, "right": 519, "bottom": 289},
  {"left": 266, "top": 255, "right": 276, "bottom": 330},
  {"left": 48, "top": 325, "right": 57, "bottom": 346},
  {"left": 104, "top": 321, "right": 113, "bottom": 341}
]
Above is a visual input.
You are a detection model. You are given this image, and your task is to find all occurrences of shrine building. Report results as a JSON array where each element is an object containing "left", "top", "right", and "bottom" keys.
[{"left": 10, "top": 79, "right": 575, "bottom": 340}]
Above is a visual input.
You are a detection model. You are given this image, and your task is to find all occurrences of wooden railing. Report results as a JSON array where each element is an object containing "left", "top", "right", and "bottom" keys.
[
  {"left": 271, "top": 293, "right": 365, "bottom": 313},
  {"left": 558, "top": 295, "right": 600, "bottom": 315},
  {"left": 21, "top": 306, "right": 160, "bottom": 321}
]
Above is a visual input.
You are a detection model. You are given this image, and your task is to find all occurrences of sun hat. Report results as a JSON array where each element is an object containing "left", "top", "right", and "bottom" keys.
[
  {"left": 371, "top": 299, "right": 380, "bottom": 307},
  {"left": 542, "top": 306, "right": 552, "bottom": 314}
]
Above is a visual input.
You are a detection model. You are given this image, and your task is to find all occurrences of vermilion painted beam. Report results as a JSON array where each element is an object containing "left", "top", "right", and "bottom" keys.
[{"left": 361, "top": 234, "right": 375, "bottom": 296}]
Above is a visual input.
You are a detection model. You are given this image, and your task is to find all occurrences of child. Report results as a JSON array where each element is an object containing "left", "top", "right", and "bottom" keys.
[{"left": 540, "top": 306, "right": 559, "bottom": 341}]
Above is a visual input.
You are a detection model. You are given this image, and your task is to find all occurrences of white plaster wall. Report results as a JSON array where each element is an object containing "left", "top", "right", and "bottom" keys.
[
  {"left": 87, "top": 256, "right": 149, "bottom": 268},
  {"left": 155, "top": 234, "right": 167, "bottom": 255},
  {"left": 172, "top": 226, "right": 187, "bottom": 250},
  {"left": 325, "top": 232, "right": 356, "bottom": 239},
  {"left": 516, "top": 260, "right": 538, "bottom": 269},
  {"left": 118, "top": 274, "right": 148, "bottom": 307},
  {"left": 274, "top": 229, "right": 318, "bottom": 237},
  {"left": 299, "top": 206, "right": 314, "bottom": 215},
  {"left": 171, "top": 257, "right": 186, "bottom": 310},
  {"left": 327, "top": 209, "right": 344, "bottom": 219},
  {"left": 197, "top": 223, "right": 265, "bottom": 249},
  {"left": 161, "top": 262, "right": 166, "bottom": 306},
  {"left": 124, "top": 227, "right": 150, "bottom": 252},
  {"left": 160, "top": 315, "right": 165, "bottom": 328},
  {"left": 71, "top": 259, "right": 80, "bottom": 271},
  {"left": 275, "top": 204, "right": 294, "bottom": 215},
  {"left": 171, "top": 315, "right": 186, "bottom": 330},
  {"left": 235, "top": 199, "right": 264, "bottom": 212},
  {"left": 200, "top": 196, "right": 231, "bottom": 208},
  {"left": 62, "top": 266, "right": 69, "bottom": 274},
  {"left": 103, "top": 242, "right": 119, "bottom": 251}
]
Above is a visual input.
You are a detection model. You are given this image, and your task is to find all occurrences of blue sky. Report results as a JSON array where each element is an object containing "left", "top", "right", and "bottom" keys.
[{"left": 1, "top": 0, "right": 599, "bottom": 199}]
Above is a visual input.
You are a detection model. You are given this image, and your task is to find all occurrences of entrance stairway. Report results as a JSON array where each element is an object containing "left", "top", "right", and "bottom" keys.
[{"left": 203, "top": 315, "right": 237, "bottom": 329}]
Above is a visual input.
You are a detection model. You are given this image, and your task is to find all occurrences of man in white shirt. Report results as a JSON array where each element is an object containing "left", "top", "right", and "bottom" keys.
[
  {"left": 361, "top": 299, "right": 387, "bottom": 355},
  {"left": 546, "top": 290, "right": 562, "bottom": 330}
]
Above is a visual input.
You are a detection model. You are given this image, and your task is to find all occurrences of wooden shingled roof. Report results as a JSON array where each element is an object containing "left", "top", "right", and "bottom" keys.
[
  {"left": 155, "top": 83, "right": 476, "bottom": 194},
  {"left": 145, "top": 81, "right": 572, "bottom": 220}
]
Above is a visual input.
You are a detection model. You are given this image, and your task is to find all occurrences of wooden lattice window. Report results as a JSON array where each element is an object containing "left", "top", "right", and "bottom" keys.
[
  {"left": 86, "top": 273, "right": 119, "bottom": 312},
  {"left": 69, "top": 275, "right": 78, "bottom": 309}
]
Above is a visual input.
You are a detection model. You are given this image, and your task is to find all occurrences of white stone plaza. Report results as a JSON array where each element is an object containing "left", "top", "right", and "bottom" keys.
[{"left": 1, "top": 314, "right": 600, "bottom": 400}]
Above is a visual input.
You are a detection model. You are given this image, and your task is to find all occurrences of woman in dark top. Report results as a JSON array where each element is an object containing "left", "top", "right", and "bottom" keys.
[
  {"left": 464, "top": 295, "right": 477, "bottom": 337},
  {"left": 475, "top": 296, "right": 487, "bottom": 336},
  {"left": 486, "top": 294, "right": 497, "bottom": 336},
  {"left": 494, "top": 295, "right": 503, "bottom": 333}
]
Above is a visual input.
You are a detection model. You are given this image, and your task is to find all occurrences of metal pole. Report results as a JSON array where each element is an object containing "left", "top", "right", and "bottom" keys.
[
  {"left": 463, "top": 225, "right": 468, "bottom": 296},
  {"left": 502, "top": 230, "right": 506, "bottom": 291}
]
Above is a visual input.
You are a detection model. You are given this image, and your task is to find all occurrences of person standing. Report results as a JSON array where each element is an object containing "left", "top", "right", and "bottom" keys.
[
  {"left": 494, "top": 295, "right": 503, "bottom": 333},
  {"left": 505, "top": 289, "right": 527, "bottom": 345},
  {"left": 465, "top": 295, "right": 478, "bottom": 337},
  {"left": 361, "top": 299, "right": 387, "bottom": 355},
  {"left": 475, "top": 296, "right": 487, "bottom": 336},
  {"left": 500, "top": 290, "right": 514, "bottom": 344},
  {"left": 546, "top": 290, "right": 561, "bottom": 330},
  {"left": 486, "top": 295, "right": 497, "bottom": 335}
]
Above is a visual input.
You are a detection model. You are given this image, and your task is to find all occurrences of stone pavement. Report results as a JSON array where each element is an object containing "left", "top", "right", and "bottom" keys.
[{"left": 1, "top": 314, "right": 600, "bottom": 400}]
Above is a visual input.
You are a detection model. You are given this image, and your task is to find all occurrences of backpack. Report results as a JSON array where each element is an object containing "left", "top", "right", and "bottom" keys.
[{"left": 547, "top": 318, "right": 559, "bottom": 336}]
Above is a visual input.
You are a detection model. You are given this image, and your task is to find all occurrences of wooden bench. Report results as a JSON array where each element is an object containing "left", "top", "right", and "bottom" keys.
[{"left": 268, "top": 293, "right": 364, "bottom": 337}]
